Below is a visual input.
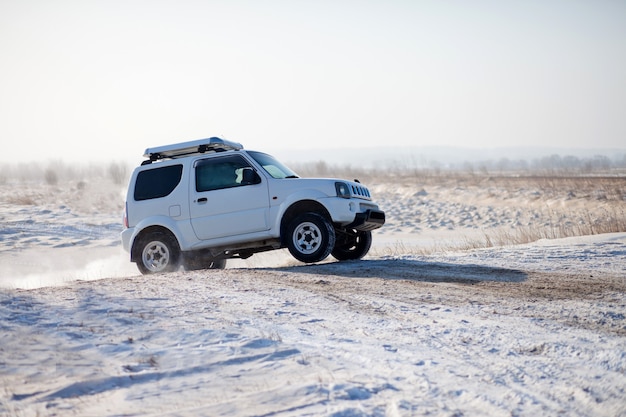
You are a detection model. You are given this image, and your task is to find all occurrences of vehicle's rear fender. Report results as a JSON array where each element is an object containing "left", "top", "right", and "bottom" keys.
[{"left": 128, "top": 216, "right": 198, "bottom": 258}]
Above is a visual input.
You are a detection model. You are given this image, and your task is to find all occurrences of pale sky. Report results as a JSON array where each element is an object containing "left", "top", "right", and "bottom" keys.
[{"left": 1, "top": 0, "right": 625, "bottom": 163}]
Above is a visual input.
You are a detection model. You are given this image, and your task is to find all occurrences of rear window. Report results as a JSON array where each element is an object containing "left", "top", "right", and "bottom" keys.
[{"left": 134, "top": 165, "right": 183, "bottom": 201}]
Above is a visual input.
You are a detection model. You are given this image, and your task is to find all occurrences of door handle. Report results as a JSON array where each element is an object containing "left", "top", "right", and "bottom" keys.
[{"left": 197, "top": 197, "right": 208, "bottom": 203}]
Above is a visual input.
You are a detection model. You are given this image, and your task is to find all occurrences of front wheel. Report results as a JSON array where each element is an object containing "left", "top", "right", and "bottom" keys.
[
  {"left": 332, "top": 230, "right": 372, "bottom": 261},
  {"left": 286, "top": 213, "right": 335, "bottom": 263},
  {"left": 135, "top": 231, "right": 181, "bottom": 275}
]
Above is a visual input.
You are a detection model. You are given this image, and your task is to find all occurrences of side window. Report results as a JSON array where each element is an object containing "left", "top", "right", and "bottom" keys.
[
  {"left": 196, "top": 155, "right": 260, "bottom": 192},
  {"left": 134, "top": 165, "right": 183, "bottom": 201}
]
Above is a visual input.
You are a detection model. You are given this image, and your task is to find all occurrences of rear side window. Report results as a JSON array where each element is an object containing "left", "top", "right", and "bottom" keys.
[{"left": 134, "top": 165, "right": 183, "bottom": 201}]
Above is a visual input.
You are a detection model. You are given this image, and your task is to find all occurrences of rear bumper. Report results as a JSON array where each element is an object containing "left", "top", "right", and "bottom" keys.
[
  {"left": 121, "top": 228, "right": 134, "bottom": 253},
  {"left": 346, "top": 209, "right": 385, "bottom": 231}
]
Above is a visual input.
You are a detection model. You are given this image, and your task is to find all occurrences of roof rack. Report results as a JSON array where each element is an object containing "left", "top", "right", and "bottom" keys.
[{"left": 143, "top": 137, "right": 243, "bottom": 161}]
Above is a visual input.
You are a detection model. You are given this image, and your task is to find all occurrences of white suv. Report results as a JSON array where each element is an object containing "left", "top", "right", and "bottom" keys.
[{"left": 121, "top": 137, "right": 385, "bottom": 274}]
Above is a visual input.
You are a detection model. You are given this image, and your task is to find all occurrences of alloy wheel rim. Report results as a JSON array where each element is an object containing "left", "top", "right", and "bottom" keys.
[
  {"left": 293, "top": 222, "right": 322, "bottom": 254},
  {"left": 142, "top": 241, "right": 170, "bottom": 272}
]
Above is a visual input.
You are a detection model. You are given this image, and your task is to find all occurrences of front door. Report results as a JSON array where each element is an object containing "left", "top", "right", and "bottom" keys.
[{"left": 190, "top": 154, "right": 269, "bottom": 240}]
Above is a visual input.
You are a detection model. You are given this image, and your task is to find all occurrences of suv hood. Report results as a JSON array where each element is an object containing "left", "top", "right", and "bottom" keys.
[{"left": 274, "top": 177, "right": 373, "bottom": 201}]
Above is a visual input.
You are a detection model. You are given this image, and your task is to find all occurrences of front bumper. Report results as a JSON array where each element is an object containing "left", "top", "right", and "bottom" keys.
[{"left": 346, "top": 209, "right": 386, "bottom": 231}]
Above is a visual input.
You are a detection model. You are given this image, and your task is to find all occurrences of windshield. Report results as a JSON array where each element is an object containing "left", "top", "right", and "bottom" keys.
[{"left": 248, "top": 151, "right": 299, "bottom": 179}]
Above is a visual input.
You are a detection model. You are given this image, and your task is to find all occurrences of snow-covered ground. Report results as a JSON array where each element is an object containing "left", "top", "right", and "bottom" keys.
[{"left": 1, "top": 175, "right": 625, "bottom": 416}]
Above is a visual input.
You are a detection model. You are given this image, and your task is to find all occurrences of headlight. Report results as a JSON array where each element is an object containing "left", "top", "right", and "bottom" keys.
[{"left": 335, "top": 182, "right": 351, "bottom": 198}]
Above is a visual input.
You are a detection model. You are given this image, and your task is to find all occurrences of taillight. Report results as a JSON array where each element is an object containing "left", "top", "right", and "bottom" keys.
[{"left": 123, "top": 202, "right": 129, "bottom": 228}]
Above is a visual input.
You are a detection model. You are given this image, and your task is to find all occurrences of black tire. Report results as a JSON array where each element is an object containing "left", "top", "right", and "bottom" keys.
[
  {"left": 183, "top": 254, "right": 227, "bottom": 271},
  {"left": 286, "top": 212, "right": 335, "bottom": 263},
  {"left": 332, "top": 230, "right": 372, "bottom": 261},
  {"left": 135, "top": 231, "right": 181, "bottom": 275}
]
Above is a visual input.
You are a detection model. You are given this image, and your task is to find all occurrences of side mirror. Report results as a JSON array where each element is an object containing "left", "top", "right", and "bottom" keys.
[{"left": 242, "top": 167, "right": 261, "bottom": 185}]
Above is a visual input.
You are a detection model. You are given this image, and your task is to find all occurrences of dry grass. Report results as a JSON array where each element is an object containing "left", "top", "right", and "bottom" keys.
[
  {"left": 369, "top": 171, "right": 626, "bottom": 254},
  {"left": 377, "top": 206, "right": 626, "bottom": 256},
  {"left": 463, "top": 208, "right": 626, "bottom": 248}
]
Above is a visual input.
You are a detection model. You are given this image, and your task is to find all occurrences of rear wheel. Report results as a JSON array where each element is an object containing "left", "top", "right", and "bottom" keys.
[
  {"left": 135, "top": 231, "right": 181, "bottom": 275},
  {"left": 332, "top": 230, "right": 372, "bottom": 261},
  {"left": 286, "top": 212, "right": 335, "bottom": 263}
]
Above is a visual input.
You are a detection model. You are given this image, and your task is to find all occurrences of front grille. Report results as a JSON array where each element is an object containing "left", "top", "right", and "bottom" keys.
[{"left": 351, "top": 184, "right": 371, "bottom": 199}]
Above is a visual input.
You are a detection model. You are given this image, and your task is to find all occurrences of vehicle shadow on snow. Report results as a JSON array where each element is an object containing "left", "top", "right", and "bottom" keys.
[{"left": 273, "top": 259, "right": 527, "bottom": 284}]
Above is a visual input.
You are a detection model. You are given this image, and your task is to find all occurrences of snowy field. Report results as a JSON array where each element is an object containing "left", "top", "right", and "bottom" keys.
[{"left": 1, "top": 172, "right": 625, "bottom": 416}]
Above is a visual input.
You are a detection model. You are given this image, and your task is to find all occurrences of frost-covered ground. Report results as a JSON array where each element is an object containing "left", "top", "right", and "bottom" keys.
[{"left": 0, "top": 175, "right": 625, "bottom": 416}]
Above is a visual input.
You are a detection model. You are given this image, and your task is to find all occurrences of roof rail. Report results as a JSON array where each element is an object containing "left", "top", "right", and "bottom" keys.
[{"left": 143, "top": 137, "right": 243, "bottom": 161}]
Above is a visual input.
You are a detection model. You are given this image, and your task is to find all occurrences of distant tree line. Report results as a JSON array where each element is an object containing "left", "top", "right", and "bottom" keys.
[
  {"left": 0, "top": 160, "right": 131, "bottom": 184},
  {"left": 293, "top": 153, "right": 626, "bottom": 179},
  {"left": 458, "top": 154, "right": 625, "bottom": 175}
]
